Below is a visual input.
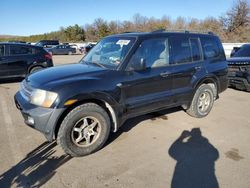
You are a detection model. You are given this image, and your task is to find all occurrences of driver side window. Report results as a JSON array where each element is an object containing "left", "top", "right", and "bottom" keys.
[{"left": 127, "top": 38, "right": 169, "bottom": 70}]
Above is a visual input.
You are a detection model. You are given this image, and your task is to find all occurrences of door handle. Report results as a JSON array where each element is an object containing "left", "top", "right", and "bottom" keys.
[
  {"left": 160, "top": 72, "right": 169, "bottom": 77},
  {"left": 195, "top": 66, "right": 202, "bottom": 71}
]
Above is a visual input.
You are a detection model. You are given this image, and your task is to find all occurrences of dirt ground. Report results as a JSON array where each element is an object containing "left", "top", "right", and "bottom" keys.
[{"left": 0, "top": 55, "right": 249, "bottom": 188}]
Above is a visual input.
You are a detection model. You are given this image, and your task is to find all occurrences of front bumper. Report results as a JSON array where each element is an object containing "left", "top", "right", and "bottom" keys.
[
  {"left": 228, "top": 76, "right": 250, "bottom": 91},
  {"left": 14, "top": 91, "right": 65, "bottom": 141}
]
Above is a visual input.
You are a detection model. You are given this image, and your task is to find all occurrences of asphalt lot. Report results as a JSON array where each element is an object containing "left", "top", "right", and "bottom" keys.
[{"left": 0, "top": 55, "right": 250, "bottom": 188}]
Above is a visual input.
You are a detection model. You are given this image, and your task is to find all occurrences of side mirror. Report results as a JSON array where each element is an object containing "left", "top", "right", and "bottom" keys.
[{"left": 131, "top": 58, "right": 146, "bottom": 71}]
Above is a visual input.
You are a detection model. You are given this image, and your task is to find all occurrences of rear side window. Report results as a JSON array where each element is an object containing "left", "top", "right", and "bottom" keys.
[
  {"left": 0, "top": 45, "right": 4, "bottom": 56},
  {"left": 190, "top": 38, "right": 202, "bottom": 61},
  {"left": 170, "top": 36, "right": 192, "bottom": 64},
  {"left": 10, "top": 45, "right": 33, "bottom": 55},
  {"left": 200, "top": 37, "right": 220, "bottom": 59}
]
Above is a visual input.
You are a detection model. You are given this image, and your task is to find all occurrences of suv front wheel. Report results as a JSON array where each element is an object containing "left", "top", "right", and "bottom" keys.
[
  {"left": 186, "top": 84, "right": 215, "bottom": 118},
  {"left": 57, "top": 103, "right": 111, "bottom": 157}
]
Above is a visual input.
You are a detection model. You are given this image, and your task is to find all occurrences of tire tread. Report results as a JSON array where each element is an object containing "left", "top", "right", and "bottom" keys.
[{"left": 57, "top": 103, "right": 110, "bottom": 157}]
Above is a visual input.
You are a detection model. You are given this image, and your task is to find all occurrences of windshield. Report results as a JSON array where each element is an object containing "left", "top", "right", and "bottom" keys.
[
  {"left": 233, "top": 45, "right": 250, "bottom": 57},
  {"left": 35, "top": 42, "right": 43, "bottom": 46},
  {"left": 81, "top": 37, "right": 136, "bottom": 69}
]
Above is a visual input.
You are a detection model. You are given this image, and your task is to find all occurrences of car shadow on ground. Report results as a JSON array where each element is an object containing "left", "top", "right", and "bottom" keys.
[
  {"left": 0, "top": 141, "right": 72, "bottom": 188},
  {"left": 228, "top": 86, "right": 250, "bottom": 93},
  {"left": 168, "top": 128, "right": 219, "bottom": 188},
  {"left": 107, "top": 107, "right": 182, "bottom": 145}
]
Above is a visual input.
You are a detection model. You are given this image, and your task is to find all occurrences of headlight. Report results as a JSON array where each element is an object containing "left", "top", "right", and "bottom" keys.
[{"left": 30, "top": 89, "right": 58, "bottom": 108}]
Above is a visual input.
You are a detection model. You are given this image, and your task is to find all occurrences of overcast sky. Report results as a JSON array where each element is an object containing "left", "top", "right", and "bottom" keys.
[{"left": 0, "top": 0, "right": 234, "bottom": 36}]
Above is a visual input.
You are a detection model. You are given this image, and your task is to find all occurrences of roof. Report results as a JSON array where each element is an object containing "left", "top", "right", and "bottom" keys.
[
  {"left": 107, "top": 30, "right": 217, "bottom": 38},
  {"left": 0, "top": 42, "right": 41, "bottom": 48}
]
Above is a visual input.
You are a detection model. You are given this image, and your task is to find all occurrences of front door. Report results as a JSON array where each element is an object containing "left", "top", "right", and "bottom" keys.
[{"left": 120, "top": 37, "right": 173, "bottom": 117}]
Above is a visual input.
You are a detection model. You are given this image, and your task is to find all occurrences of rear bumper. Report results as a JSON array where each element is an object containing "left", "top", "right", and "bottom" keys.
[
  {"left": 228, "top": 76, "right": 250, "bottom": 91},
  {"left": 14, "top": 91, "right": 65, "bottom": 141},
  {"left": 217, "top": 74, "right": 229, "bottom": 94}
]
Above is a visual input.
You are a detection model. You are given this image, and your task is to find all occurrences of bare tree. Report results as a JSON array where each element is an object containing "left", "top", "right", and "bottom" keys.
[
  {"left": 220, "top": 0, "right": 249, "bottom": 32},
  {"left": 133, "top": 13, "right": 148, "bottom": 31},
  {"left": 1, "top": 1, "right": 250, "bottom": 43},
  {"left": 173, "top": 17, "right": 187, "bottom": 30}
]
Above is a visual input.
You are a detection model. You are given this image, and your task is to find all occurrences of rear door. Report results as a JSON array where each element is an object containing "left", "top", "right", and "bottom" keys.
[
  {"left": 120, "top": 37, "right": 173, "bottom": 117},
  {"left": 169, "top": 35, "right": 205, "bottom": 104},
  {"left": 0, "top": 44, "right": 9, "bottom": 78},
  {"left": 7, "top": 45, "right": 32, "bottom": 76}
]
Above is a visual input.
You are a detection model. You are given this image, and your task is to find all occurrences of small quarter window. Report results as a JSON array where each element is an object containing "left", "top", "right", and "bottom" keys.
[{"left": 201, "top": 37, "right": 220, "bottom": 59}]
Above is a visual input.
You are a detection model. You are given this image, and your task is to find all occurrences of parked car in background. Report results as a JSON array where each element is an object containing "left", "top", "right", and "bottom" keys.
[
  {"left": 230, "top": 46, "right": 241, "bottom": 57},
  {"left": 15, "top": 31, "right": 228, "bottom": 157},
  {"left": 47, "top": 44, "right": 76, "bottom": 55},
  {"left": 69, "top": 44, "right": 78, "bottom": 49},
  {"left": 35, "top": 40, "right": 59, "bottom": 48},
  {"left": 228, "top": 44, "right": 250, "bottom": 91},
  {"left": 0, "top": 42, "right": 53, "bottom": 79},
  {"left": 80, "top": 43, "right": 95, "bottom": 55},
  {"left": 69, "top": 44, "right": 80, "bottom": 53},
  {"left": 7, "top": 40, "right": 27, "bottom": 44}
]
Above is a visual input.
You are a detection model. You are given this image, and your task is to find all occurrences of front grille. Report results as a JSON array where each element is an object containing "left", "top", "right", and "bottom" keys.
[
  {"left": 20, "top": 80, "right": 33, "bottom": 100},
  {"left": 228, "top": 65, "right": 240, "bottom": 72},
  {"left": 228, "top": 65, "right": 250, "bottom": 73}
]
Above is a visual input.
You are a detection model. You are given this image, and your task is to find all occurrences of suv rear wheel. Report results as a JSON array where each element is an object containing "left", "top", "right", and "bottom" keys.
[
  {"left": 29, "top": 66, "right": 43, "bottom": 74},
  {"left": 186, "top": 84, "right": 215, "bottom": 118},
  {"left": 57, "top": 103, "right": 110, "bottom": 157}
]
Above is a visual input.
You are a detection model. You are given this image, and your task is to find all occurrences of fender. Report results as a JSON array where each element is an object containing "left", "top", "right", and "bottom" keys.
[
  {"left": 193, "top": 74, "right": 219, "bottom": 97},
  {"left": 51, "top": 91, "right": 122, "bottom": 140}
]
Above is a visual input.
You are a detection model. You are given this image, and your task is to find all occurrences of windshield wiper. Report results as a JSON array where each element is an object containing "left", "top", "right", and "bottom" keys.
[{"left": 90, "top": 61, "right": 106, "bottom": 68}]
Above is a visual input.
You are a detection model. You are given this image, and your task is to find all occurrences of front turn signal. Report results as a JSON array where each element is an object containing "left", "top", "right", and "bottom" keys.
[{"left": 64, "top": 99, "right": 78, "bottom": 106}]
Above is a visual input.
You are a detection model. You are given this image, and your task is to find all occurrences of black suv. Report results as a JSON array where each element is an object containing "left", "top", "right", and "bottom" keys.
[
  {"left": 15, "top": 31, "right": 228, "bottom": 157},
  {"left": 227, "top": 44, "right": 250, "bottom": 91},
  {"left": 0, "top": 43, "right": 53, "bottom": 79}
]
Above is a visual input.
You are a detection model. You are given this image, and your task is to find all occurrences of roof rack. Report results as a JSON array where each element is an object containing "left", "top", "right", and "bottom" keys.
[
  {"left": 151, "top": 29, "right": 165, "bottom": 33},
  {"left": 122, "top": 31, "right": 139, "bottom": 33},
  {"left": 150, "top": 29, "right": 214, "bottom": 35}
]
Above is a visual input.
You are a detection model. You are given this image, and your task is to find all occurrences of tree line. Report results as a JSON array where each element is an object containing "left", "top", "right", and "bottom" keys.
[{"left": 1, "top": 0, "right": 249, "bottom": 43}]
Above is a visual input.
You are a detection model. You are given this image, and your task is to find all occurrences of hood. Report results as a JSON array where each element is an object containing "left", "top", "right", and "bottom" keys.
[
  {"left": 227, "top": 57, "right": 250, "bottom": 65},
  {"left": 26, "top": 63, "right": 108, "bottom": 89}
]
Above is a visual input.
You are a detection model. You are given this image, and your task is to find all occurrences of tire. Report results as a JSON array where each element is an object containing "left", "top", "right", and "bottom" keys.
[
  {"left": 68, "top": 51, "right": 73, "bottom": 55},
  {"left": 186, "top": 84, "right": 215, "bottom": 118},
  {"left": 57, "top": 103, "right": 111, "bottom": 157},
  {"left": 29, "top": 66, "right": 43, "bottom": 74}
]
